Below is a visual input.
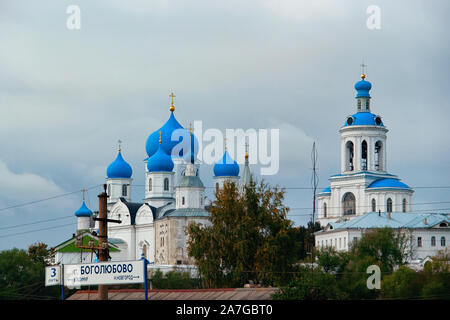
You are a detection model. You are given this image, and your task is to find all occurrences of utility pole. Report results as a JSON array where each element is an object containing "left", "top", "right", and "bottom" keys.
[
  {"left": 97, "top": 184, "right": 109, "bottom": 300},
  {"left": 311, "top": 142, "right": 318, "bottom": 262},
  {"left": 74, "top": 184, "right": 121, "bottom": 300}
]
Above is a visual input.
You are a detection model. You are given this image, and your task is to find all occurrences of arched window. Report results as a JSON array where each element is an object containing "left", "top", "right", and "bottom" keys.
[
  {"left": 215, "top": 182, "right": 219, "bottom": 193},
  {"left": 441, "top": 237, "right": 446, "bottom": 247},
  {"left": 361, "top": 140, "right": 368, "bottom": 170},
  {"left": 122, "top": 184, "right": 127, "bottom": 197},
  {"left": 148, "top": 178, "right": 152, "bottom": 191},
  {"left": 431, "top": 236, "right": 436, "bottom": 247},
  {"left": 375, "top": 141, "right": 383, "bottom": 171},
  {"left": 107, "top": 184, "right": 111, "bottom": 196},
  {"left": 343, "top": 192, "right": 356, "bottom": 215},
  {"left": 164, "top": 178, "right": 169, "bottom": 191},
  {"left": 323, "top": 203, "right": 327, "bottom": 218},
  {"left": 402, "top": 199, "right": 407, "bottom": 213},
  {"left": 387, "top": 198, "right": 393, "bottom": 213},
  {"left": 182, "top": 196, "right": 185, "bottom": 205},
  {"left": 346, "top": 141, "right": 354, "bottom": 171},
  {"left": 372, "top": 199, "right": 376, "bottom": 212},
  {"left": 417, "top": 237, "right": 422, "bottom": 247}
]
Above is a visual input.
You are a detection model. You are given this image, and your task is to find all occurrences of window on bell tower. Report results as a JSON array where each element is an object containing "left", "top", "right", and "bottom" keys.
[
  {"left": 361, "top": 140, "right": 368, "bottom": 171},
  {"left": 375, "top": 141, "right": 383, "bottom": 171},
  {"left": 346, "top": 141, "right": 354, "bottom": 171}
]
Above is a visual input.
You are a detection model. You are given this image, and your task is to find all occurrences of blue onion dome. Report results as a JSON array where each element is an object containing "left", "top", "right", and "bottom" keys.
[
  {"left": 74, "top": 201, "right": 93, "bottom": 217},
  {"left": 345, "top": 112, "right": 384, "bottom": 126},
  {"left": 147, "top": 134, "right": 175, "bottom": 172},
  {"left": 145, "top": 97, "right": 199, "bottom": 159},
  {"left": 354, "top": 74, "right": 372, "bottom": 98},
  {"left": 214, "top": 150, "right": 240, "bottom": 177},
  {"left": 106, "top": 149, "right": 133, "bottom": 179}
]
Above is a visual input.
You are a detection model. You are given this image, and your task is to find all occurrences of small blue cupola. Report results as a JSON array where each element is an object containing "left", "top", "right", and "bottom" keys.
[
  {"left": 74, "top": 201, "right": 93, "bottom": 217},
  {"left": 214, "top": 149, "right": 240, "bottom": 177},
  {"left": 147, "top": 132, "right": 175, "bottom": 172},
  {"left": 354, "top": 74, "right": 372, "bottom": 98},
  {"left": 106, "top": 144, "right": 133, "bottom": 179}
]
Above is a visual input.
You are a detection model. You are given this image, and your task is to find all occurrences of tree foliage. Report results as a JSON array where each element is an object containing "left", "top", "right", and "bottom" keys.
[
  {"left": 187, "top": 179, "right": 303, "bottom": 288},
  {"left": 0, "top": 243, "right": 59, "bottom": 300}
]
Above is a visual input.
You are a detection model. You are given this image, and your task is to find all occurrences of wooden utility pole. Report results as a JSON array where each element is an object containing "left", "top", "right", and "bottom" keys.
[{"left": 97, "top": 184, "right": 109, "bottom": 300}]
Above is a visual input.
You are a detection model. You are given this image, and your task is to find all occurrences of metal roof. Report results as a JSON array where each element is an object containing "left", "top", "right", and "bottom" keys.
[
  {"left": 328, "top": 211, "right": 450, "bottom": 230},
  {"left": 67, "top": 288, "right": 278, "bottom": 300}
]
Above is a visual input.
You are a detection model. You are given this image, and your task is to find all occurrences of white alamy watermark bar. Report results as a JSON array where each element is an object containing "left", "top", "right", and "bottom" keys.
[{"left": 170, "top": 120, "right": 280, "bottom": 176}]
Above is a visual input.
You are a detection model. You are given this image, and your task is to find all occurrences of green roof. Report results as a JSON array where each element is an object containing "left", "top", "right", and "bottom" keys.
[
  {"left": 54, "top": 233, "right": 120, "bottom": 253},
  {"left": 161, "top": 208, "right": 210, "bottom": 218}
]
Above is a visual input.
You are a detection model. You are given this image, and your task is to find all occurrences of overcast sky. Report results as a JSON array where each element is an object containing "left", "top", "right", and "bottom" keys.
[{"left": 1, "top": 0, "right": 449, "bottom": 250}]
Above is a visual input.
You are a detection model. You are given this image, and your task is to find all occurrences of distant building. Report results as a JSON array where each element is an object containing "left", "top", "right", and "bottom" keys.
[{"left": 314, "top": 211, "right": 449, "bottom": 267}]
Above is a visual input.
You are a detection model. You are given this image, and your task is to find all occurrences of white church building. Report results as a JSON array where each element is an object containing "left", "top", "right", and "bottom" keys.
[
  {"left": 314, "top": 73, "right": 449, "bottom": 267},
  {"left": 54, "top": 96, "right": 252, "bottom": 273},
  {"left": 317, "top": 73, "right": 414, "bottom": 226}
]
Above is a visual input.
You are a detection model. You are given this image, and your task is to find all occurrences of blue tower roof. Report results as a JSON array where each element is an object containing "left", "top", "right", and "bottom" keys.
[
  {"left": 145, "top": 112, "right": 199, "bottom": 159},
  {"left": 344, "top": 112, "right": 384, "bottom": 126},
  {"left": 214, "top": 150, "right": 240, "bottom": 177},
  {"left": 147, "top": 144, "right": 174, "bottom": 172},
  {"left": 74, "top": 201, "right": 93, "bottom": 217},
  {"left": 355, "top": 77, "right": 372, "bottom": 98},
  {"left": 367, "top": 178, "right": 412, "bottom": 190},
  {"left": 106, "top": 151, "right": 133, "bottom": 179}
]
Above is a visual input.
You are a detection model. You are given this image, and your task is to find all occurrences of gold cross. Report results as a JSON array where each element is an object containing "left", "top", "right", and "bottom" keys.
[
  {"left": 169, "top": 92, "right": 176, "bottom": 112},
  {"left": 118, "top": 139, "right": 122, "bottom": 152},
  {"left": 159, "top": 131, "right": 162, "bottom": 144},
  {"left": 360, "top": 62, "right": 367, "bottom": 79},
  {"left": 82, "top": 188, "right": 86, "bottom": 201},
  {"left": 224, "top": 137, "right": 228, "bottom": 150}
]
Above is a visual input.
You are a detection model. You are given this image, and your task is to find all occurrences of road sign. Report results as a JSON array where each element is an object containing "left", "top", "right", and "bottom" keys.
[
  {"left": 63, "top": 260, "right": 145, "bottom": 287},
  {"left": 45, "top": 265, "right": 62, "bottom": 286}
]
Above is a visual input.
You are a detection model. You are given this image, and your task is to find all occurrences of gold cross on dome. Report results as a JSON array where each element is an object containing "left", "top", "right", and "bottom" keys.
[
  {"left": 360, "top": 62, "right": 367, "bottom": 78},
  {"left": 169, "top": 92, "right": 176, "bottom": 112},
  {"left": 118, "top": 139, "right": 122, "bottom": 152},
  {"left": 159, "top": 131, "right": 162, "bottom": 144},
  {"left": 82, "top": 188, "right": 86, "bottom": 201}
]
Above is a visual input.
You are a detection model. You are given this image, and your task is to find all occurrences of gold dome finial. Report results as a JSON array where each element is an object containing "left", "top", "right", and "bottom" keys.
[
  {"left": 159, "top": 131, "right": 162, "bottom": 144},
  {"left": 360, "top": 62, "right": 367, "bottom": 80},
  {"left": 169, "top": 92, "right": 176, "bottom": 112},
  {"left": 244, "top": 141, "right": 249, "bottom": 159},
  {"left": 118, "top": 139, "right": 122, "bottom": 152}
]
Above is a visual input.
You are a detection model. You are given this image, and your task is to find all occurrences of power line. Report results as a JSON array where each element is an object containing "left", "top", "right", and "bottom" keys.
[
  {"left": 0, "top": 215, "right": 73, "bottom": 231},
  {"left": 0, "top": 223, "right": 76, "bottom": 239},
  {"left": 0, "top": 184, "right": 102, "bottom": 215}
]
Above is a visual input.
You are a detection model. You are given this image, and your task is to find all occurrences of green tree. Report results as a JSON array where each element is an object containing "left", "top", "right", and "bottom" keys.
[
  {"left": 272, "top": 266, "right": 342, "bottom": 300},
  {"left": 380, "top": 266, "right": 424, "bottom": 299},
  {"left": 187, "top": 179, "right": 300, "bottom": 288},
  {"left": 421, "top": 251, "right": 450, "bottom": 299}
]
